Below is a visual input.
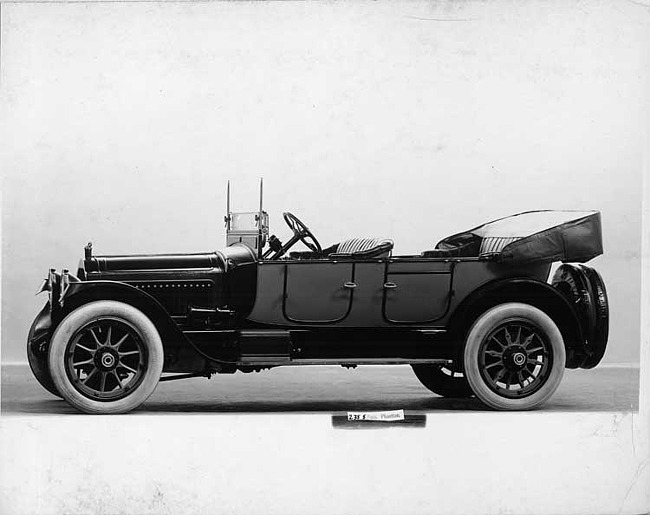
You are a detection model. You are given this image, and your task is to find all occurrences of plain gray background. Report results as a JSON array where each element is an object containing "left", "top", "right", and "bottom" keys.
[
  {"left": 1, "top": 2, "right": 649, "bottom": 515},
  {"left": 2, "top": 0, "right": 646, "bottom": 366}
]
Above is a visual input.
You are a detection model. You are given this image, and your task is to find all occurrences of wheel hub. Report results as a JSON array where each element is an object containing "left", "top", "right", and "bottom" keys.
[
  {"left": 95, "top": 347, "right": 119, "bottom": 371},
  {"left": 502, "top": 346, "right": 527, "bottom": 371},
  {"left": 478, "top": 319, "right": 552, "bottom": 399}
]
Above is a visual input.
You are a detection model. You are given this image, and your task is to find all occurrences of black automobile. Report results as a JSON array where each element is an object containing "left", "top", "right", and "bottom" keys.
[{"left": 28, "top": 181, "right": 608, "bottom": 413}]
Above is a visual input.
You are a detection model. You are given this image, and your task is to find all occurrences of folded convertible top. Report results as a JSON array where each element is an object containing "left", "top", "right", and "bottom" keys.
[{"left": 436, "top": 210, "right": 603, "bottom": 265}]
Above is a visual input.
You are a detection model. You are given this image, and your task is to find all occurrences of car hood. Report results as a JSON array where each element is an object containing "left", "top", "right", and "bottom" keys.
[
  {"left": 83, "top": 252, "right": 224, "bottom": 274},
  {"left": 81, "top": 243, "right": 258, "bottom": 277}
]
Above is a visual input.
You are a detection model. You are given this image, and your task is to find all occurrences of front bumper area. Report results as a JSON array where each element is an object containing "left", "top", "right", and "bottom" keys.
[{"left": 26, "top": 303, "right": 60, "bottom": 396}]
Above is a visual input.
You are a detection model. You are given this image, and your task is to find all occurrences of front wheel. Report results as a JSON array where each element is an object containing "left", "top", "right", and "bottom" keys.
[
  {"left": 463, "top": 303, "right": 565, "bottom": 410},
  {"left": 48, "top": 301, "right": 164, "bottom": 414}
]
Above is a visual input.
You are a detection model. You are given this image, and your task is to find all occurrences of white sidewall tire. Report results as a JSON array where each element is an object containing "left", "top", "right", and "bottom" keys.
[
  {"left": 49, "top": 301, "right": 164, "bottom": 414},
  {"left": 463, "top": 302, "right": 566, "bottom": 411}
]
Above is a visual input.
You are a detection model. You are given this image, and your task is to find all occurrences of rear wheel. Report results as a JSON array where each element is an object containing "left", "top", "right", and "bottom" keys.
[
  {"left": 463, "top": 303, "right": 565, "bottom": 410},
  {"left": 411, "top": 364, "right": 474, "bottom": 398},
  {"left": 49, "top": 301, "right": 164, "bottom": 414}
]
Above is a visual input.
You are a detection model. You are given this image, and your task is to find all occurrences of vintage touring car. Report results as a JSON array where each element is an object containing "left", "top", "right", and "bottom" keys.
[{"left": 27, "top": 182, "right": 608, "bottom": 414}]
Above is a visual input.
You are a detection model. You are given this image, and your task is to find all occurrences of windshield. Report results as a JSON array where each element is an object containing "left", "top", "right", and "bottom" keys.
[{"left": 231, "top": 212, "right": 263, "bottom": 232}]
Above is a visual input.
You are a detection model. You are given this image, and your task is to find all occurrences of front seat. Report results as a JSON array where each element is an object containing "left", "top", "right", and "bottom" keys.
[
  {"left": 290, "top": 237, "right": 393, "bottom": 260},
  {"left": 328, "top": 237, "right": 394, "bottom": 259}
]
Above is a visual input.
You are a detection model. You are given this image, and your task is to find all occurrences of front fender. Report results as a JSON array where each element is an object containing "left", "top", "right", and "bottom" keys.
[
  {"left": 60, "top": 281, "right": 191, "bottom": 350},
  {"left": 31, "top": 280, "right": 237, "bottom": 372}
]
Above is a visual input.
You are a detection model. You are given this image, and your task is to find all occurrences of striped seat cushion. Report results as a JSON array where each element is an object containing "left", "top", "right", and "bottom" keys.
[
  {"left": 333, "top": 238, "right": 394, "bottom": 259},
  {"left": 479, "top": 236, "right": 520, "bottom": 256}
]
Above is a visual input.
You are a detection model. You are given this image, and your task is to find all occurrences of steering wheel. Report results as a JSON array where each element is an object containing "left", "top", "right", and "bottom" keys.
[{"left": 283, "top": 212, "right": 322, "bottom": 254}]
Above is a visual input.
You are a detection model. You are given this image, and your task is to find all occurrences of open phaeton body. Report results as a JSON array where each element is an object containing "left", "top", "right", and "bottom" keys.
[{"left": 28, "top": 182, "right": 609, "bottom": 413}]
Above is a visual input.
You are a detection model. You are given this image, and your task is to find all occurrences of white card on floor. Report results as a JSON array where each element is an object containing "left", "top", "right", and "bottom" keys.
[{"left": 347, "top": 409, "right": 405, "bottom": 422}]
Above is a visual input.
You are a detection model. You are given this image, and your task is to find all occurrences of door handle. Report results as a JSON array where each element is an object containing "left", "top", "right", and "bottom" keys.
[
  {"left": 383, "top": 282, "right": 397, "bottom": 289},
  {"left": 343, "top": 282, "right": 357, "bottom": 289}
]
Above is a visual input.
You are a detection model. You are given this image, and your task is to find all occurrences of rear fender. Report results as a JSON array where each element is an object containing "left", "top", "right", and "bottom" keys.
[{"left": 448, "top": 278, "right": 586, "bottom": 368}]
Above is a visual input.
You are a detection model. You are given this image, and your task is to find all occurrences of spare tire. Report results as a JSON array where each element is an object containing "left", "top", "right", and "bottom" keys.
[
  {"left": 579, "top": 265, "right": 609, "bottom": 368},
  {"left": 551, "top": 264, "right": 609, "bottom": 368}
]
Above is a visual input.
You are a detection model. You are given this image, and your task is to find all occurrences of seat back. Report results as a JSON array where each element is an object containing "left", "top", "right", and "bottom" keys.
[
  {"left": 331, "top": 238, "right": 394, "bottom": 259},
  {"left": 479, "top": 236, "right": 520, "bottom": 257}
]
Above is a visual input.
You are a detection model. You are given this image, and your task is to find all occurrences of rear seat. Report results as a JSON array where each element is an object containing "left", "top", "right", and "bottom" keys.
[{"left": 478, "top": 236, "right": 520, "bottom": 257}]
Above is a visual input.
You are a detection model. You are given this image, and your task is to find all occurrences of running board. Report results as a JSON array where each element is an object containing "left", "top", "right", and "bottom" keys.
[
  {"left": 288, "top": 358, "right": 453, "bottom": 366},
  {"left": 184, "top": 328, "right": 452, "bottom": 365},
  {"left": 236, "top": 357, "right": 453, "bottom": 366}
]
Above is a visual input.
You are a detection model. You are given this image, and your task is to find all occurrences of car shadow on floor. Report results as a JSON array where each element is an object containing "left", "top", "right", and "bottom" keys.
[
  {"left": 1, "top": 364, "right": 639, "bottom": 415},
  {"left": 2, "top": 395, "right": 638, "bottom": 415},
  {"left": 1, "top": 394, "right": 492, "bottom": 415},
  {"left": 140, "top": 396, "right": 492, "bottom": 414}
]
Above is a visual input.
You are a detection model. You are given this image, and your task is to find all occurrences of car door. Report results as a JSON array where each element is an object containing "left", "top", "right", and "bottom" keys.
[
  {"left": 382, "top": 260, "right": 454, "bottom": 323},
  {"left": 283, "top": 261, "right": 355, "bottom": 323}
]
